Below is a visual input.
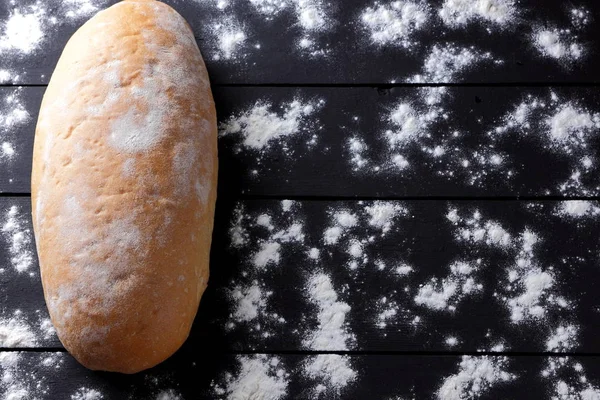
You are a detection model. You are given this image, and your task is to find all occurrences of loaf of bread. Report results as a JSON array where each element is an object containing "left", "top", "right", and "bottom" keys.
[{"left": 31, "top": 0, "right": 217, "bottom": 373}]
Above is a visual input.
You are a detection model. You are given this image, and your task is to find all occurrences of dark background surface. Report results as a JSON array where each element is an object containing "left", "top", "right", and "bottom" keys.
[{"left": 1, "top": 0, "right": 600, "bottom": 398}]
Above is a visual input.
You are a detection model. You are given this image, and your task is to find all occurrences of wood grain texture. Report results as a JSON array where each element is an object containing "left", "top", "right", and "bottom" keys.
[
  {"left": 4, "top": 86, "right": 600, "bottom": 197},
  {"left": 2, "top": 351, "right": 600, "bottom": 399},
  {"left": 1, "top": 0, "right": 600, "bottom": 84}
]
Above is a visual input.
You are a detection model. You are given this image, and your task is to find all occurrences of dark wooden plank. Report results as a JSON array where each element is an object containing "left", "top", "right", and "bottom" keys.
[
  {"left": 215, "top": 86, "right": 600, "bottom": 197},
  {"left": 4, "top": 196, "right": 600, "bottom": 354},
  {"left": 5, "top": 86, "right": 600, "bottom": 197},
  {"left": 2, "top": 351, "right": 600, "bottom": 399},
  {"left": 1, "top": 0, "right": 600, "bottom": 84},
  {"left": 198, "top": 199, "right": 600, "bottom": 353}
]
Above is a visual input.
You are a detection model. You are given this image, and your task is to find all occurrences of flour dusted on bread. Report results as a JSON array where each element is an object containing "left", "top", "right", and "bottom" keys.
[{"left": 32, "top": 0, "right": 217, "bottom": 373}]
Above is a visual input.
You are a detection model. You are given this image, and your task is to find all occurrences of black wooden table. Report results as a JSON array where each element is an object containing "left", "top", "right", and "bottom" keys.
[{"left": 1, "top": 0, "right": 600, "bottom": 398}]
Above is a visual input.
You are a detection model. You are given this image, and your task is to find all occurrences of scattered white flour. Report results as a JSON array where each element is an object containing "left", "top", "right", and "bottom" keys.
[
  {"left": 360, "top": 1, "right": 429, "bottom": 48},
  {"left": 439, "top": 0, "right": 517, "bottom": 27},
  {"left": 334, "top": 210, "right": 358, "bottom": 228},
  {"left": 0, "top": 4, "right": 46, "bottom": 54},
  {"left": 556, "top": 201, "right": 600, "bottom": 218},
  {"left": 445, "top": 336, "right": 459, "bottom": 347},
  {"left": 155, "top": 389, "right": 183, "bottom": 400},
  {"left": 251, "top": 221, "right": 305, "bottom": 268},
  {"left": 62, "top": 0, "right": 105, "bottom": 19},
  {"left": 308, "top": 247, "right": 320, "bottom": 259},
  {"left": 0, "top": 351, "right": 64, "bottom": 399},
  {"left": 395, "top": 264, "right": 413, "bottom": 276},
  {"left": 0, "top": 69, "right": 18, "bottom": 83},
  {"left": 71, "top": 387, "right": 104, "bottom": 400},
  {"left": 247, "top": 0, "right": 288, "bottom": 16},
  {"left": 257, "top": 214, "right": 274, "bottom": 230},
  {"left": 448, "top": 209, "right": 512, "bottom": 249},
  {"left": 0, "top": 0, "right": 108, "bottom": 67},
  {"left": 1, "top": 205, "right": 34, "bottom": 273},
  {"left": 507, "top": 267, "right": 555, "bottom": 323},
  {"left": 204, "top": 0, "right": 332, "bottom": 57},
  {"left": 347, "top": 137, "right": 369, "bottom": 171},
  {"left": 211, "top": 355, "right": 289, "bottom": 400},
  {"left": 414, "top": 260, "right": 483, "bottom": 312},
  {"left": 230, "top": 281, "right": 270, "bottom": 323},
  {"left": 226, "top": 281, "right": 286, "bottom": 336},
  {"left": 1, "top": 90, "right": 29, "bottom": 163},
  {"left": 211, "top": 18, "right": 247, "bottom": 61},
  {"left": 304, "top": 354, "right": 357, "bottom": 395},
  {"left": 304, "top": 273, "right": 354, "bottom": 350},
  {"left": 376, "top": 297, "right": 399, "bottom": 328},
  {"left": 220, "top": 98, "right": 322, "bottom": 155},
  {"left": 295, "top": 0, "right": 329, "bottom": 32},
  {"left": 346, "top": 44, "right": 510, "bottom": 186},
  {"left": 533, "top": 29, "right": 583, "bottom": 62},
  {"left": 546, "top": 105, "right": 597, "bottom": 144},
  {"left": 542, "top": 357, "right": 600, "bottom": 400},
  {"left": 253, "top": 241, "right": 282, "bottom": 268},
  {"left": 569, "top": 7, "right": 591, "bottom": 29},
  {"left": 409, "top": 44, "right": 497, "bottom": 83},
  {"left": 491, "top": 92, "right": 600, "bottom": 195},
  {"left": 281, "top": 200, "right": 295, "bottom": 212},
  {"left": 39, "top": 318, "right": 56, "bottom": 340},
  {"left": 384, "top": 102, "right": 427, "bottom": 148},
  {"left": 323, "top": 210, "right": 358, "bottom": 245},
  {"left": 230, "top": 204, "right": 305, "bottom": 269},
  {"left": 226, "top": 203, "right": 305, "bottom": 340},
  {"left": 446, "top": 206, "right": 574, "bottom": 328},
  {"left": 437, "top": 356, "right": 515, "bottom": 400},
  {"left": 0, "top": 311, "right": 38, "bottom": 347},
  {"left": 546, "top": 325, "right": 578, "bottom": 352}
]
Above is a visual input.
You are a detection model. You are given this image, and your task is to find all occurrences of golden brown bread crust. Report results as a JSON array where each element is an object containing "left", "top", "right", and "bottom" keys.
[{"left": 31, "top": 0, "right": 217, "bottom": 373}]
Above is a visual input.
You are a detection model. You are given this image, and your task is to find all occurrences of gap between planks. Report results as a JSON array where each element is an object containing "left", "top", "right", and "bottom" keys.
[
  {"left": 5, "top": 193, "right": 600, "bottom": 201},
  {"left": 4, "top": 82, "right": 600, "bottom": 89},
  {"left": 3, "top": 348, "right": 600, "bottom": 357}
]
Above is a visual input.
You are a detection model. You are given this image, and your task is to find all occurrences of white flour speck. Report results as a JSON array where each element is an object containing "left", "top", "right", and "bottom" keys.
[
  {"left": 304, "top": 354, "right": 357, "bottom": 395},
  {"left": 546, "top": 325, "right": 578, "bottom": 352},
  {"left": 211, "top": 18, "right": 247, "bottom": 61},
  {"left": 71, "top": 387, "right": 104, "bottom": 400},
  {"left": 0, "top": 312, "right": 38, "bottom": 347},
  {"left": 410, "top": 44, "right": 497, "bottom": 83},
  {"left": 211, "top": 355, "right": 289, "bottom": 400},
  {"left": 304, "top": 273, "right": 354, "bottom": 350},
  {"left": 220, "top": 98, "right": 322, "bottom": 159},
  {"left": 360, "top": 1, "right": 429, "bottom": 49},
  {"left": 1, "top": 89, "right": 29, "bottom": 164},
  {"left": 533, "top": 29, "right": 583, "bottom": 62},
  {"left": 437, "top": 356, "right": 515, "bottom": 400},
  {"left": 155, "top": 389, "right": 183, "bottom": 400},
  {"left": 230, "top": 281, "right": 270, "bottom": 323},
  {"left": 414, "top": 260, "right": 482, "bottom": 311},
  {"left": 556, "top": 201, "right": 600, "bottom": 218},
  {"left": 0, "top": 5, "right": 45, "bottom": 54},
  {"left": 439, "top": 0, "right": 517, "bottom": 27}
]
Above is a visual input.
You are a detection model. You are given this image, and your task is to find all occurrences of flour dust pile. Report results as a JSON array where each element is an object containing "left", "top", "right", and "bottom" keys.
[
  {"left": 219, "top": 97, "right": 324, "bottom": 172},
  {"left": 0, "top": 0, "right": 111, "bottom": 82}
]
